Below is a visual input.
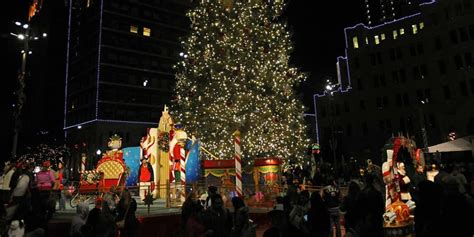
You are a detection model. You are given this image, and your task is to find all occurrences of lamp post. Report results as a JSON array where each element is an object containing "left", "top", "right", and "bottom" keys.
[
  {"left": 324, "top": 79, "right": 340, "bottom": 175},
  {"left": 418, "top": 100, "right": 429, "bottom": 152},
  {"left": 10, "top": 21, "right": 47, "bottom": 159}
]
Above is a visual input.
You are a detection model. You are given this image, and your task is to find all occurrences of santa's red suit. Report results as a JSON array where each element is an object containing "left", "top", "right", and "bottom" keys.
[{"left": 138, "top": 161, "right": 154, "bottom": 202}]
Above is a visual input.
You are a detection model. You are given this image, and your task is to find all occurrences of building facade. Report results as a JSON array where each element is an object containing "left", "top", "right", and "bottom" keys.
[
  {"left": 64, "top": 0, "right": 190, "bottom": 160},
  {"left": 315, "top": 0, "right": 474, "bottom": 163},
  {"left": 365, "top": 0, "right": 426, "bottom": 26}
]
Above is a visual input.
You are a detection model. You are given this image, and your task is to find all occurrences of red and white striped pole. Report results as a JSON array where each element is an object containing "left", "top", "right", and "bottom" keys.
[
  {"left": 233, "top": 130, "right": 243, "bottom": 197},
  {"left": 180, "top": 145, "right": 186, "bottom": 187}
]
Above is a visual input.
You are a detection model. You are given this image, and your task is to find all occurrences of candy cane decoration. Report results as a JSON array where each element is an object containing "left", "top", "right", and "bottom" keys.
[
  {"left": 180, "top": 145, "right": 186, "bottom": 186},
  {"left": 233, "top": 130, "right": 243, "bottom": 197}
]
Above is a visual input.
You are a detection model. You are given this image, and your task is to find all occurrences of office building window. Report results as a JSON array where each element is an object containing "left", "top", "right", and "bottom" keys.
[
  {"left": 373, "top": 75, "right": 380, "bottom": 88},
  {"left": 353, "top": 57, "right": 360, "bottom": 69},
  {"left": 344, "top": 101, "right": 350, "bottom": 113},
  {"left": 413, "top": 66, "right": 420, "bottom": 80},
  {"left": 438, "top": 60, "right": 447, "bottom": 74},
  {"left": 400, "top": 28, "right": 405, "bottom": 35},
  {"left": 428, "top": 114, "right": 437, "bottom": 128},
  {"left": 143, "top": 27, "right": 151, "bottom": 37},
  {"left": 410, "top": 45, "right": 417, "bottom": 56},
  {"left": 370, "top": 54, "right": 376, "bottom": 66},
  {"left": 449, "top": 30, "right": 458, "bottom": 44},
  {"left": 392, "top": 71, "right": 399, "bottom": 84},
  {"left": 393, "top": 30, "right": 398, "bottom": 39},
  {"left": 130, "top": 25, "right": 138, "bottom": 34},
  {"left": 375, "top": 35, "right": 380, "bottom": 45},
  {"left": 376, "top": 97, "right": 382, "bottom": 109},
  {"left": 419, "top": 22, "right": 425, "bottom": 29},
  {"left": 420, "top": 65, "right": 428, "bottom": 78},
  {"left": 346, "top": 123, "right": 352, "bottom": 136},
  {"left": 460, "top": 81, "right": 468, "bottom": 96},
  {"left": 424, "top": 89, "right": 432, "bottom": 102},
  {"left": 396, "top": 47, "right": 403, "bottom": 60},
  {"left": 400, "top": 69, "right": 407, "bottom": 83},
  {"left": 365, "top": 37, "right": 369, "bottom": 45},
  {"left": 460, "top": 27, "right": 469, "bottom": 41},
  {"left": 362, "top": 122, "right": 368, "bottom": 136},
  {"left": 357, "top": 77, "right": 363, "bottom": 90},
  {"left": 360, "top": 100, "right": 366, "bottom": 111},
  {"left": 380, "top": 74, "right": 386, "bottom": 87},
  {"left": 353, "top": 36, "right": 359, "bottom": 49},
  {"left": 469, "top": 24, "right": 474, "bottom": 40},
  {"left": 383, "top": 96, "right": 389, "bottom": 107},
  {"left": 412, "top": 24, "right": 418, "bottom": 34},
  {"left": 403, "top": 93, "right": 410, "bottom": 106},
  {"left": 465, "top": 52, "right": 473, "bottom": 67},
  {"left": 434, "top": 36, "right": 443, "bottom": 50},
  {"left": 455, "top": 55, "right": 463, "bottom": 69},
  {"left": 390, "top": 48, "right": 396, "bottom": 61},
  {"left": 443, "top": 85, "right": 451, "bottom": 99},
  {"left": 470, "top": 79, "right": 474, "bottom": 95},
  {"left": 381, "top": 33, "right": 386, "bottom": 40},
  {"left": 417, "top": 43, "right": 424, "bottom": 55},
  {"left": 396, "top": 94, "right": 402, "bottom": 107}
]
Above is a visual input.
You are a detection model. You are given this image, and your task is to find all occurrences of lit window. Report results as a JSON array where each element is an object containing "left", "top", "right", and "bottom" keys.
[
  {"left": 400, "top": 28, "right": 405, "bottom": 35},
  {"left": 352, "top": 36, "right": 359, "bottom": 49},
  {"left": 365, "top": 37, "right": 369, "bottom": 45},
  {"left": 374, "top": 35, "right": 380, "bottom": 45},
  {"left": 412, "top": 24, "right": 418, "bottom": 34},
  {"left": 143, "top": 27, "right": 151, "bottom": 37},
  {"left": 130, "top": 25, "right": 138, "bottom": 34},
  {"left": 419, "top": 22, "right": 424, "bottom": 29},
  {"left": 393, "top": 30, "right": 398, "bottom": 39},
  {"left": 381, "top": 33, "right": 386, "bottom": 40}
]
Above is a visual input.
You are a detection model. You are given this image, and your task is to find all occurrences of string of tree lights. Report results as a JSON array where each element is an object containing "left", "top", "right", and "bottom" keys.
[{"left": 172, "top": 0, "right": 311, "bottom": 166}]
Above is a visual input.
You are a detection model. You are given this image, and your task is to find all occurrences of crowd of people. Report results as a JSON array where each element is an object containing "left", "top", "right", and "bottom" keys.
[
  {"left": 0, "top": 160, "right": 63, "bottom": 236},
  {"left": 69, "top": 188, "right": 139, "bottom": 237},
  {"left": 176, "top": 158, "right": 474, "bottom": 237}
]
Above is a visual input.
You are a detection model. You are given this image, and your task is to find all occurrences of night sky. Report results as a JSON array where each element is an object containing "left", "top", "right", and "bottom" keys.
[{"left": 3, "top": 0, "right": 365, "bottom": 158}]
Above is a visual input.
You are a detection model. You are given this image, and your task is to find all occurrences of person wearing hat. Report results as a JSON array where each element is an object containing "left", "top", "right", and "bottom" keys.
[
  {"left": 138, "top": 156, "right": 154, "bottom": 203},
  {"left": 5, "top": 161, "right": 30, "bottom": 222},
  {"left": 0, "top": 161, "right": 16, "bottom": 204},
  {"left": 36, "top": 161, "right": 55, "bottom": 190}
]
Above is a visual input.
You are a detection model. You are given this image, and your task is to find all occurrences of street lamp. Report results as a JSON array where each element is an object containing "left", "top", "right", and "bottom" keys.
[
  {"left": 10, "top": 20, "right": 47, "bottom": 159},
  {"left": 418, "top": 100, "right": 429, "bottom": 151},
  {"left": 323, "top": 79, "right": 340, "bottom": 174}
]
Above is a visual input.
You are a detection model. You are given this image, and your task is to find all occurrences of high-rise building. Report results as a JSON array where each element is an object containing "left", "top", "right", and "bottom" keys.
[
  {"left": 365, "top": 0, "right": 425, "bottom": 26},
  {"left": 64, "top": 0, "right": 191, "bottom": 159},
  {"left": 315, "top": 0, "right": 474, "bottom": 162}
]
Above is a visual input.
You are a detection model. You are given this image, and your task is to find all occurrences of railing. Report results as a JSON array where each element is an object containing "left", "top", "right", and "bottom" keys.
[{"left": 65, "top": 181, "right": 348, "bottom": 210}]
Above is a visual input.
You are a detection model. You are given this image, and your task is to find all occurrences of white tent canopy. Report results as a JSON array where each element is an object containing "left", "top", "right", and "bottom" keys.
[{"left": 428, "top": 136, "right": 474, "bottom": 153}]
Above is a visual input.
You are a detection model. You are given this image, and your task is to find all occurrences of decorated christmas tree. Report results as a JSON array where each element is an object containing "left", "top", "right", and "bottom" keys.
[{"left": 173, "top": 0, "right": 310, "bottom": 165}]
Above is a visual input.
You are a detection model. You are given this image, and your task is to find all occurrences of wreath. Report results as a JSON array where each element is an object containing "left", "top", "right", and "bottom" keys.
[{"left": 158, "top": 132, "right": 170, "bottom": 152}]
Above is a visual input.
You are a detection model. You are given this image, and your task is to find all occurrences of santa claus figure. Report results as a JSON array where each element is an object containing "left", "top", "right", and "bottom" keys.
[
  {"left": 138, "top": 156, "right": 154, "bottom": 202},
  {"left": 396, "top": 162, "right": 412, "bottom": 201}
]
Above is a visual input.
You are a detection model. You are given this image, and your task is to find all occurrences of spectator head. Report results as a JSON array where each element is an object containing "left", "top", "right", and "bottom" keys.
[
  {"left": 77, "top": 202, "right": 90, "bottom": 220},
  {"left": 210, "top": 194, "right": 223, "bottom": 210},
  {"left": 208, "top": 186, "right": 218, "bottom": 195},
  {"left": 268, "top": 204, "right": 287, "bottom": 227},
  {"left": 95, "top": 197, "right": 104, "bottom": 209},
  {"left": 348, "top": 181, "right": 361, "bottom": 195},
  {"left": 416, "top": 164, "right": 424, "bottom": 173},
  {"left": 299, "top": 190, "right": 310, "bottom": 205},
  {"left": 231, "top": 196, "right": 245, "bottom": 211}
]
